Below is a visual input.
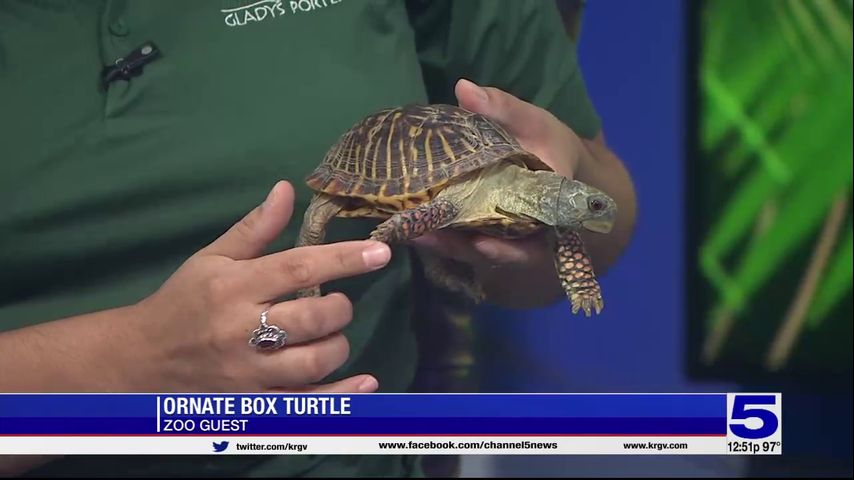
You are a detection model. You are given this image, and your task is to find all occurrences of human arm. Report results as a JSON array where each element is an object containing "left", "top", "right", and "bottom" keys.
[{"left": 0, "top": 181, "right": 388, "bottom": 475}]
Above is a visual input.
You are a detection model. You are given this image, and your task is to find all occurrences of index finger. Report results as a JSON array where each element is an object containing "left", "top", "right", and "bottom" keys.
[{"left": 238, "top": 240, "right": 391, "bottom": 301}]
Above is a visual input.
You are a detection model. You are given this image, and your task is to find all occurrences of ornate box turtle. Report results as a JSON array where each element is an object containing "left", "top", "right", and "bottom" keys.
[{"left": 296, "top": 104, "right": 616, "bottom": 315}]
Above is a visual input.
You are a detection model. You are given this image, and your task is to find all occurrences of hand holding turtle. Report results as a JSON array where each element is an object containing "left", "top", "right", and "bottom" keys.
[
  {"left": 408, "top": 79, "right": 615, "bottom": 313},
  {"left": 456, "top": 78, "right": 586, "bottom": 179}
]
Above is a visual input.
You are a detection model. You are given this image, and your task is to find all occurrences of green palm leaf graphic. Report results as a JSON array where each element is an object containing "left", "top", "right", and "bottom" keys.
[{"left": 699, "top": 0, "right": 853, "bottom": 369}]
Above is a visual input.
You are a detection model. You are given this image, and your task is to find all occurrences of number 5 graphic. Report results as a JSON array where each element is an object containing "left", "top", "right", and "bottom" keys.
[{"left": 729, "top": 395, "right": 779, "bottom": 439}]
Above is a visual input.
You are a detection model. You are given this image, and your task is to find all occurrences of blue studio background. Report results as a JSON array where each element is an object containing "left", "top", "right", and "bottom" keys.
[{"left": 473, "top": 0, "right": 851, "bottom": 477}]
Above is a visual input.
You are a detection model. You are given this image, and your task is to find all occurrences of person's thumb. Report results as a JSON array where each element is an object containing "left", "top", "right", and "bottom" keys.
[
  {"left": 200, "top": 180, "right": 295, "bottom": 260},
  {"left": 455, "top": 78, "right": 546, "bottom": 141}
]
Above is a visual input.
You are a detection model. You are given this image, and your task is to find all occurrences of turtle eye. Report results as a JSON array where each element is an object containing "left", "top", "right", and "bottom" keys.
[{"left": 589, "top": 197, "right": 606, "bottom": 212}]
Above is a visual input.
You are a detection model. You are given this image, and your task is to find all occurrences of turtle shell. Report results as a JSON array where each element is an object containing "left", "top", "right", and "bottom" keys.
[{"left": 306, "top": 104, "right": 549, "bottom": 211}]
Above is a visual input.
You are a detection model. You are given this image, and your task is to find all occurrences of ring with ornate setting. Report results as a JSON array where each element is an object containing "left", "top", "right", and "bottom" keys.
[{"left": 248, "top": 310, "right": 288, "bottom": 351}]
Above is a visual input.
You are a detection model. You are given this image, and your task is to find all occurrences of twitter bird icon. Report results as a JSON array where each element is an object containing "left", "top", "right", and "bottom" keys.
[{"left": 212, "top": 441, "right": 229, "bottom": 453}]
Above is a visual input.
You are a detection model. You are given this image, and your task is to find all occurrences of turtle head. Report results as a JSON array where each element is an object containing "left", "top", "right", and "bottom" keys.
[{"left": 556, "top": 178, "right": 616, "bottom": 234}]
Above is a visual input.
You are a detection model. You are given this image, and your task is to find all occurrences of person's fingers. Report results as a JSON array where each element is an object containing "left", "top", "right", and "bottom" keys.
[
  {"left": 410, "top": 231, "right": 541, "bottom": 267},
  {"left": 455, "top": 78, "right": 552, "bottom": 141},
  {"left": 409, "top": 231, "right": 482, "bottom": 264},
  {"left": 263, "top": 293, "right": 353, "bottom": 345},
  {"left": 200, "top": 181, "right": 295, "bottom": 260},
  {"left": 455, "top": 79, "right": 578, "bottom": 178},
  {"left": 470, "top": 236, "right": 535, "bottom": 265},
  {"left": 277, "top": 374, "right": 379, "bottom": 394},
  {"left": 239, "top": 240, "right": 391, "bottom": 302},
  {"left": 258, "top": 333, "right": 351, "bottom": 388}
]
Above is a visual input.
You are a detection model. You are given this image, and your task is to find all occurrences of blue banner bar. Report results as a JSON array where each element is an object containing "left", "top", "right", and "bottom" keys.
[
  {"left": 0, "top": 417, "right": 725, "bottom": 435},
  {"left": 0, "top": 394, "right": 727, "bottom": 436}
]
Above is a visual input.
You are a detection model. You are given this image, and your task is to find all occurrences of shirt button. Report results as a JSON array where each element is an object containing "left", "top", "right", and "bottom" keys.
[{"left": 109, "top": 19, "right": 129, "bottom": 37}]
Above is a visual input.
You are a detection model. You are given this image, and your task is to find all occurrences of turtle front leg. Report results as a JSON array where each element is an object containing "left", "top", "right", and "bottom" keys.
[
  {"left": 369, "top": 199, "right": 481, "bottom": 302},
  {"left": 554, "top": 228, "right": 604, "bottom": 316},
  {"left": 369, "top": 198, "right": 460, "bottom": 243},
  {"left": 295, "top": 193, "right": 345, "bottom": 298}
]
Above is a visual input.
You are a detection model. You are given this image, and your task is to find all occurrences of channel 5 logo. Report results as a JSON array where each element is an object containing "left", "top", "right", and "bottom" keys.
[{"left": 727, "top": 393, "right": 782, "bottom": 440}]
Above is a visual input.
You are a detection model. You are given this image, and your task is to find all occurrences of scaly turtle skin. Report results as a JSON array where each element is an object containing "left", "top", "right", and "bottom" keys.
[{"left": 296, "top": 104, "right": 616, "bottom": 316}]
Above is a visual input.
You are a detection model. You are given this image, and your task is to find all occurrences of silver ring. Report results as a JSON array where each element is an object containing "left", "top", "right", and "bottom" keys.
[{"left": 248, "top": 310, "right": 288, "bottom": 351}]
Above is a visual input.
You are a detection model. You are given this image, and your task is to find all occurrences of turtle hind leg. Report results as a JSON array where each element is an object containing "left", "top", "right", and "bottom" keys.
[
  {"left": 369, "top": 198, "right": 460, "bottom": 244},
  {"left": 420, "top": 253, "right": 485, "bottom": 304},
  {"left": 554, "top": 229, "right": 603, "bottom": 316},
  {"left": 295, "top": 193, "right": 345, "bottom": 298}
]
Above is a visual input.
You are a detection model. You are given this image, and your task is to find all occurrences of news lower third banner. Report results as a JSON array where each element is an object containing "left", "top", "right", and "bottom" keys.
[{"left": 0, "top": 393, "right": 781, "bottom": 455}]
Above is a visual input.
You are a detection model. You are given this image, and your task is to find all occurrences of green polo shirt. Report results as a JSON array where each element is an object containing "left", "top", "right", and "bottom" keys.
[{"left": 0, "top": 0, "right": 600, "bottom": 476}]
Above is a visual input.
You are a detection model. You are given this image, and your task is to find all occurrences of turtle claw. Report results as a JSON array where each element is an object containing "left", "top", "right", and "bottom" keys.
[{"left": 570, "top": 291, "right": 604, "bottom": 317}]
